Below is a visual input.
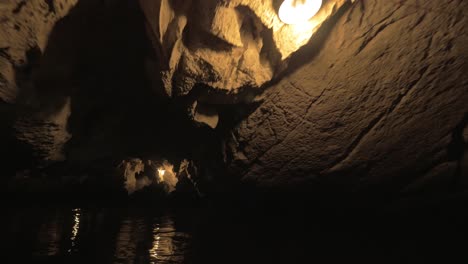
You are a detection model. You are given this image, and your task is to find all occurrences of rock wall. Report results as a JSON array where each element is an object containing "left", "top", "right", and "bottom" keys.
[
  {"left": 139, "top": 0, "right": 351, "bottom": 98},
  {"left": 1, "top": 0, "right": 175, "bottom": 168},
  {"left": 0, "top": 0, "right": 77, "bottom": 103},
  {"left": 227, "top": 0, "right": 468, "bottom": 198},
  {"left": 1, "top": 0, "right": 77, "bottom": 168},
  {"left": 1, "top": 0, "right": 466, "bottom": 201}
]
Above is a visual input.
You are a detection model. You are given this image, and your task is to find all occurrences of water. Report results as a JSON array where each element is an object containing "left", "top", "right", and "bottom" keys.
[
  {"left": 4, "top": 201, "right": 466, "bottom": 263},
  {"left": 6, "top": 204, "right": 349, "bottom": 264},
  {"left": 5, "top": 207, "right": 193, "bottom": 264}
]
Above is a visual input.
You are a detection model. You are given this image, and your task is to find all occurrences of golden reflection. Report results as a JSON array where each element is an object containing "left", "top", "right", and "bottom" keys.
[
  {"left": 149, "top": 224, "right": 162, "bottom": 259},
  {"left": 148, "top": 217, "right": 188, "bottom": 263},
  {"left": 69, "top": 208, "right": 81, "bottom": 253},
  {"left": 279, "top": 0, "right": 323, "bottom": 25}
]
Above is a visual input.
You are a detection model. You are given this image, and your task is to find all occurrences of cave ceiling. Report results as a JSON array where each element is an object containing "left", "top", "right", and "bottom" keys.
[{"left": 139, "top": 0, "right": 352, "bottom": 99}]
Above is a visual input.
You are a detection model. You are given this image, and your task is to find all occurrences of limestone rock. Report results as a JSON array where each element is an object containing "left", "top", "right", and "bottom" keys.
[
  {"left": 193, "top": 102, "right": 219, "bottom": 129},
  {"left": 14, "top": 97, "right": 72, "bottom": 162},
  {"left": 0, "top": 0, "right": 77, "bottom": 164},
  {"left": 227, "top": 0, "right": 468, "bottom": 193},
  {"left": 139, "top": 0, "right": 351, "bottom": 98},
  {"left": 0, "top": 0, "right": 77, "bottom": 102},
  {"left": 119, "top": 159, "right": 178, "bottom": 194},
  {"left": 120, "top": 158, "right": 147, "bottom": 194},
  {"left": 0, "top": 56, "right": 16, "bottom": 103}
]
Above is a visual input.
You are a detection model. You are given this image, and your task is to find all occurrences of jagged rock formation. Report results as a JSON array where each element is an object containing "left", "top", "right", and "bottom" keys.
[
  {"left": 14, "top": 97, "right": 71, "bottom": 161},
  {"left": 1, "top": 0, "right": 170, "bottom": 167},
  {"left": 1, "top": 0, "right": 77, "bottom": 164},
  {"left": 0, "top": 0, "right": 77, "bottom": 103},
  {"left": 227, "top": 0, "right": 468, "bottom": 197},
  {"left": 139, "top": 0, "right": 351, "bottom": 98},
  {"left": 119, "top": 159, "right": 178, "bottom": 194},
  {"left": 1, "top": 0, "right": 466, "bottom": 201}
]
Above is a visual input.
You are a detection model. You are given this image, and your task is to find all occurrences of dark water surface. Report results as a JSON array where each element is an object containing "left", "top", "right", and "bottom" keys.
[
  {"left": 4, "top": 197, "right": 467, "bottom": 264},
  {"left": 5, "top": 206, "right": 195, "bottom": 264}
]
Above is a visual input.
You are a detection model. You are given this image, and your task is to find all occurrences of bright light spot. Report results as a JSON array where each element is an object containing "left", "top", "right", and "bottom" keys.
[
  {"left": 157, "top": 169, "right": 165, "bottom": 181},
  {"left": 71, "top": 208, "right": 80, "bottom": 240},
  {"left": 68, "top": 208, "right": 81, "bottom": 253},
  {"left": 279, "top": 0, "right": 323, "bottom": 25}
]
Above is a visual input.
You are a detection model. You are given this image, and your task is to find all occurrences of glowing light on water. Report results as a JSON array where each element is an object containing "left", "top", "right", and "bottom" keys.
[
  {"left": 148, "top": 217, "right": 189, "bottom": 263},
  {"left": 279, "top": 0, "right": 323, "bottom": 25},
  {"left": 149, "top": 224, "right": 162, "bottom": 259},
  {"left": 69, "top": 208, "right": 81, "bottom": 253}
]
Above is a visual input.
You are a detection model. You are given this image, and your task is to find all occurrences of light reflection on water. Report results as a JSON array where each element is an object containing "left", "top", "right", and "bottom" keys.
[
  {"left": 15, "top": 208, "right": 191, "bottom": 263},
  {"left": 114, "top": 215, "right": 190, "bottom": 264},
  {"left": 148, "top": 216, "right": 190, "bottom": 263},
  {"left": 68, "top": 208, "right": 81, "bottom": 253}
]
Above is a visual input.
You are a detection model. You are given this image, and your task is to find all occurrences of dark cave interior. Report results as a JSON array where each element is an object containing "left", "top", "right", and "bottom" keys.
[{"left": 1, "top": 0, "right": 467, "bottom": 263}]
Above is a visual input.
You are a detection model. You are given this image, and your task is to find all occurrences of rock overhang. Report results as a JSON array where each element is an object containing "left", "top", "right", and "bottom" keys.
[{"left": 139, "top": 0, "right": 353, "bottom": 99}]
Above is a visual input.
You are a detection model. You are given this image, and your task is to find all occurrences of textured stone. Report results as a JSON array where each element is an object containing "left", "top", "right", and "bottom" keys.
[
  {"left": 14, "top": 97, "right": 71, "bottom": 162},
  {"left": 0, "top": 0, "right": 77, "bottom": 102},
  {"left": 228, "top": 0, "right": 468, "bottom": 192},
  {"left": 193, "top": 102, "right": 219, "bottom": 129},
  {"left": 0, "top": 0, "right": 77, "bottom": 164},
  {"left": 139, "top": 0, "right": 350, "bottom": 98},
  {"left": 119, "top": 159, "right": 178, "bottom": 194},
  {"left": 0, "top": 56, "right": 16, "bottom": 103},
  {"left": 1, "top": 0, "right": 467, "bottom": 200}
]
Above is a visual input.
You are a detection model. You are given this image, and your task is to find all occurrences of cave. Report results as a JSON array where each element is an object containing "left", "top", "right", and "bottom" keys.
[{"left": 1, "top": 0, "right": 467, "bottom": 263}]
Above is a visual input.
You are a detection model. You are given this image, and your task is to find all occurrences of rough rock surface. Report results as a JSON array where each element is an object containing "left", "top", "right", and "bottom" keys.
[
  {"left": 0, "top": 0, "right": 77, "bottom": 103},
  {"left": 1, "top": 0, "right": 77, "bottom": 163},
  {"left": 227, "top": 0, "right": 468, "bottom": 195},
  {"left": 1, "top": 0, "right": 169, "bottom": 166},
  {"left": 1, "top": 0, "right": 467, "bottom": 201},
  {"left": 139, "top": 0, "right": 351, "bottom": 98},
  {"left": 14, "top": 97, "right": 71, "bottom": 161},
  {"left": 119, "top": 159, "right": 178, "bottom": 194}
]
